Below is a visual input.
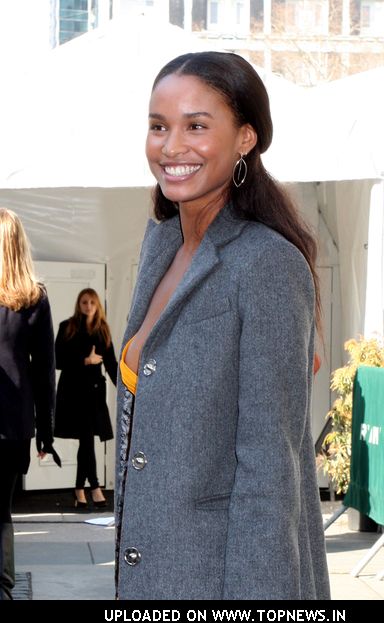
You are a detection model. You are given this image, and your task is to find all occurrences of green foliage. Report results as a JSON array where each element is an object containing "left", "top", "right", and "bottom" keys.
[{"left": 320, "top": 336, "right": 384, "bottom": 494}]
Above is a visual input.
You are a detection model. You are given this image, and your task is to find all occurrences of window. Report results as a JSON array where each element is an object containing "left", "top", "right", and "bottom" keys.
[
  {"left": 236, "top": 1, "right": 244, "bottom": 25},
  {"left": 284, "top": 0, "right": 328, "bottom": 35},
  {"left": 361, "top": 5, "right": 371, "bottom": 28},
  {"left": 59, "top": 0, "right": 98, "bottom": 44},
  {"left": 209, "top": 0, "right": 219, "bottom": 25},
  {"left": 360, "top": 1, "right": 384, "bottom": 35}
]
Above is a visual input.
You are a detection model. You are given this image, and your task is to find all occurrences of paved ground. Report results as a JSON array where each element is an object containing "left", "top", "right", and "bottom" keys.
[
  {"left": 323, "top": 501, "right": 384, "bottom": 600},
  {"left": 12, "top": 572, "right": 32, "bottom": 600},
  {"left": 11, "top": 498, "right": 384, "bottom": 600},
  {"left": 13, "top": 512, "right": 114, "bottom": 600}
]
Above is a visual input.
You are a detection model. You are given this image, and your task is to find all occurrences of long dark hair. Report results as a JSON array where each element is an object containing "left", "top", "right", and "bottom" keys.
[
  {"left": 65, "top": 288, "right": 112, "bottom": 347},
  {"left": 150, "top": 51, "right": 321, "bottom": 332}
]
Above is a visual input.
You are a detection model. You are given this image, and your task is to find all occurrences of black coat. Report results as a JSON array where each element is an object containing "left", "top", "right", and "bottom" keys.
[
  {"left": 54, "top": 318, "right": 117, "bottom": 441},
  {"left": 0, "top": 293, "right": 56, "bottom": 450}
]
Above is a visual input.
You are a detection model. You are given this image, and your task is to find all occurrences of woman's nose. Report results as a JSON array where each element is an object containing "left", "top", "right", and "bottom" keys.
[{"left": 161, "top": 129, "right": 188, "bottom": 157}]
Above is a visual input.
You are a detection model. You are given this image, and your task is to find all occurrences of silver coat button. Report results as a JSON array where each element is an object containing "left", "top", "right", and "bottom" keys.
[
  {"left": 143, "top": 358, "right": 157, "bottom": 376},
  {"left": 132, "top": 451, "right": 147, "bottom": 470},
  {"left": 124, "top": 547, "right": 142, "bottom": 566}
]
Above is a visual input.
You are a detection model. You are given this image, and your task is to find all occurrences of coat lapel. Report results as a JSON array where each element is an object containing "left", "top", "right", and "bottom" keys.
[
  {"left": 125, "top": 205, "right": 248, "bottom": 346},
  {"left": 124, "top": 216, "right": 182, "bottom": 340},
  {"left": 159, "top": 206, "right": 248, "bottom": 328},
  {"left": 149, "top": 233, "right": 221, "bottom": 343}
]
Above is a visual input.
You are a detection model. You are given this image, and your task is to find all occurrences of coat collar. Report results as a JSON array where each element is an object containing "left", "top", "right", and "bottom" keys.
[
  {"left": 125, "top": 204, "right": 248, "bottom": 346},
  {"left": 160, "top": 202, "right": 248, "bottom": 248}
]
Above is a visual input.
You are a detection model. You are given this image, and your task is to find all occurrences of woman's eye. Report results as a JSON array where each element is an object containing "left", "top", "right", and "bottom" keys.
[
  {"left": 190, "top": 123, "right": 205, "bottom": 130},
  {"left": 149, "top": 123, "right": 166, "bottom": 132}
]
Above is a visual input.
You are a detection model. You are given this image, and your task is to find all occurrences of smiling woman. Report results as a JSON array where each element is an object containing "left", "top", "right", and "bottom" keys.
[
  {"left": 115, "top": 51, "right": 330, "bottom": 601},
  {"left": 145, "top": 74, "right": 256, "bottom": 212}
]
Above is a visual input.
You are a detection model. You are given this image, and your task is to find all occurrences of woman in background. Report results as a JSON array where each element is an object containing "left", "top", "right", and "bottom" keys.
[
  {"left": 55, "top": 288, "right": 117, "bottom": 508},
  {"left": 0, "top": 207, "right": 59, "bottom": 600}
]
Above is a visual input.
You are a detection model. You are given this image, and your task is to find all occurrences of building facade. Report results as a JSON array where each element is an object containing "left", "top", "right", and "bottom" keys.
[
  {"left": 170, "top": 0, "right": 384, "bottom": 84},
  {"left": 49, "top": 0, "right": 113, "bottom": 46},
  {"left": 44, "top": 1, "right": 384, "bottom": 84},
  {"left": 1, "top": 1, "right": 381, "bottom": 84}
]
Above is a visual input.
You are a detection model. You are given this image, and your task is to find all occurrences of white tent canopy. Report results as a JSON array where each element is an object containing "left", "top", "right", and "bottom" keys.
[
  {"left": 305, "top": 67, "right": 384, "bottom": 182},
  {"left": 1, "top": 15, "right": 383, "bottom": 188},
  {"left": 0, "top": 16, "right": 209, "bottom": 189},
  {"left": 265, "top": 67, "right": 384, "bottom": 182}
]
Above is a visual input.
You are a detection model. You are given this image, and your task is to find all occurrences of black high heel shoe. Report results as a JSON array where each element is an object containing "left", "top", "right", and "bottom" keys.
[
  {"left": 91, "top": 488, "right": 107, "bottom": 508},
  {"left": 92, "top": 499, "right": 107, "bottom": 508},
  {"left": 74, "top": 490, "right": 88, "bottom": 509}
]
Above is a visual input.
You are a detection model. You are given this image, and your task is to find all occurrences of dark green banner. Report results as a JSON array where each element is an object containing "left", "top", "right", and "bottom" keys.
[{"left": 344, "top": 366, "right": 384, "bottom": 524}]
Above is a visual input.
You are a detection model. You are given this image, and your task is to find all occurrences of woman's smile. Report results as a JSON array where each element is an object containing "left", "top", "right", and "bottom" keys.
[
  {"left": 162, "top": 164, "right": 202, "bottom": 179},
  {"left": 146, "top": 74, "right": 249, "bottom": 210}
]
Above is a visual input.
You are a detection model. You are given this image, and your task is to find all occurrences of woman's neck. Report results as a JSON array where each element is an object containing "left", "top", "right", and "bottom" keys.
[{"left": 178, "top": 196, "right": 224, "bottom": 253}]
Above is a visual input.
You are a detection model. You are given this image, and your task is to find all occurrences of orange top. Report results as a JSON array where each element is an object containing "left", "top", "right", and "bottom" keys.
[{"left": 120, "top": 337, "right": 138, "bottom": 395}]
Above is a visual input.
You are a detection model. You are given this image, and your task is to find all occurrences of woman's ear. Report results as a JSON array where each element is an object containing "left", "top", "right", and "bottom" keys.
[{"left": 239, "top": 123, "right": 257, "bottom": 155}]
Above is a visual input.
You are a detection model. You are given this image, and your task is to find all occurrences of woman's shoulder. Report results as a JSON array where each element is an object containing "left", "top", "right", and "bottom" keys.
[
  {"left": 234, "top": 221, "right": 313, "bottom": 284},
  {"left": 234, "top": 223, "right": 315, "bottom": 313},
  {"left": 24, "top": 286, "right": 50, "bottom": 315},
  {"left": 26, "top": 283, "right": 47, "bottom": 307},
  {"left": 57, "top": 318, "right": 72, "bottom": 332},
  {"left": 241, "top": 220, "right": 305, "bottom": 257},
  {"left": 58, "top": 317, "right": 71, "bottom": 326}
]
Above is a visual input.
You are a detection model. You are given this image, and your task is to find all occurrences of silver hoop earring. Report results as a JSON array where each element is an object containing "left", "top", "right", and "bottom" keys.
[{"left": 232, "top": 154, "right": 247, "bottom": 188}]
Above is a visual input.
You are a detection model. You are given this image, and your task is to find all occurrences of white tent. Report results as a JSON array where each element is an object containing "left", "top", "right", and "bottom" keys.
[
  {"left": 0, "top": 15, "right": 383, "bottom": 489},
  {"left": 264, "top": 66, "right": 384, "bottom": 182},
  {"left": 4, "top": 15, "right": 384, "bottom": 188},
  {"left": 0, "top": 15, "right": 210, "bottom": 189}
]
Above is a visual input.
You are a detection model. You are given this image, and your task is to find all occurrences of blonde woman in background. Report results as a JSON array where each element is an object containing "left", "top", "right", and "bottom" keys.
[{"left": 0, "top": 208, "right": 60, "bottom": 600}]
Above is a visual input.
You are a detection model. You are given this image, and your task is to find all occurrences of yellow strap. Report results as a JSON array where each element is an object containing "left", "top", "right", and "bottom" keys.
[{"left": 120, "top": 337, "right": 138, "bottom": 396}]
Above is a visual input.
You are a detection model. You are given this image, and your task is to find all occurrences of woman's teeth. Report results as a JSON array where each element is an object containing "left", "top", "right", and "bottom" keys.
[{"left": 164, "top": 165, "right": 201, "bottom": 177}]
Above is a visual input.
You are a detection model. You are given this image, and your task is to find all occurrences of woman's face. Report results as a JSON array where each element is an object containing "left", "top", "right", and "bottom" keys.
[
  {"left": 146, "top": 74, "right": 256, "bottom": 211},
  {"left": 79, "top": 295, "right": 97, "bottom": 320}
]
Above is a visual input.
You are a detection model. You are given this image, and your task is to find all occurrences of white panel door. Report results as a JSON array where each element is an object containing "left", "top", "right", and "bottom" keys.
[{"left": 24, "top": 261, "right": 106, "bottom": 490}]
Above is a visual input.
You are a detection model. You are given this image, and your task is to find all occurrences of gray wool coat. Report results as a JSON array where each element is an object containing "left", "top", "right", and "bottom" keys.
[{"left": 115, "top": 204, "right": 330, "bottom": 601}]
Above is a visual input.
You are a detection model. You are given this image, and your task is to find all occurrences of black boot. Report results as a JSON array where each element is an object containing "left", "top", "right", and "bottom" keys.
[{"left": 0, "top": 522, "right": 15, "bottom": 600}]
